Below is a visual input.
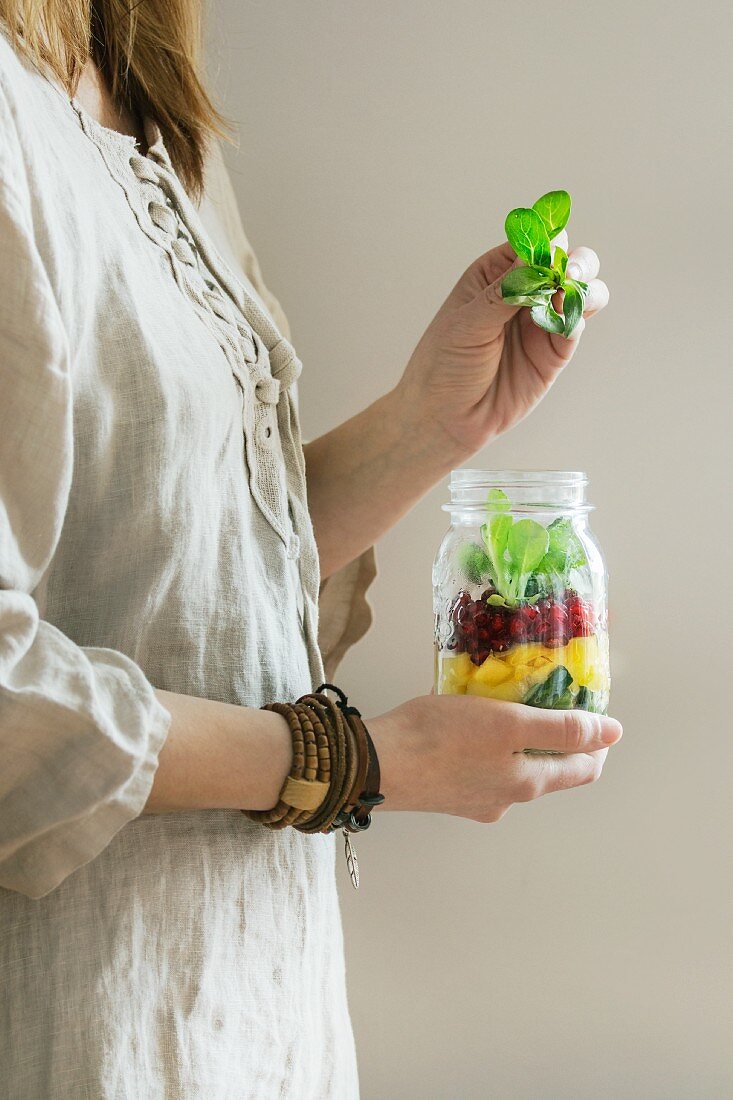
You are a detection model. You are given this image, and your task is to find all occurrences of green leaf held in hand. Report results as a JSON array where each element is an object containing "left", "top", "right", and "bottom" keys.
[
  {"left": 504, "top": 208, "right": 551, "bottom": 269},
  {"left": 499, "top": 189, "right": 593, "bottom": 339},
  {"left": 562, "top": 280, "right": 585, "bottom": 337},
  {"left": 530, "top": 299, "right": 565, "bottom": 334},
  {"left": 502, "top": 287, "right": 555, "bottom": 309},
  {"left": 553, "top": 244, "right": 569, "bottom": 278},
  {"left": 533, "top": 190, "right": 571, "bottom": 239},
  {"left": 500, "top": 265, "right": 553, "bottom": 303}
]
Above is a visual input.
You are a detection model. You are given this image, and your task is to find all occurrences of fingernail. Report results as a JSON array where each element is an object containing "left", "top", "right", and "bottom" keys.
[
  {"left": 602, "top": 721, "right": 622, "bottom": 744},
  {"left": 567, "top": 262, "right": 582, "bottom": 279}
]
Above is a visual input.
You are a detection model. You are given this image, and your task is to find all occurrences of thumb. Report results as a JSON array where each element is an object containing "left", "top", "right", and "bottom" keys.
[{"left": 458, "top": 255, "right": 523, "bottom": 335}]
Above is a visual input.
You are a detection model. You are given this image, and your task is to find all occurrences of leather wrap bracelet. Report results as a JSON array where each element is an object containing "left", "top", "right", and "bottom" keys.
[{"left": 241, "top": 683, "right": 384, "bottom": 888}]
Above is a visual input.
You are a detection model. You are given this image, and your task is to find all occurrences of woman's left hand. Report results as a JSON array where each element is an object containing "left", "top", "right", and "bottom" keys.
[{"left": 398, "top": 231, "right": 609, "bottom": 460}]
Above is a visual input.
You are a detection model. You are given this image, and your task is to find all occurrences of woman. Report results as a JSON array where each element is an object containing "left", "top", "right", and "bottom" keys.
[{"left": 0, "top": 2, "right": 621, "bottom": 1097}]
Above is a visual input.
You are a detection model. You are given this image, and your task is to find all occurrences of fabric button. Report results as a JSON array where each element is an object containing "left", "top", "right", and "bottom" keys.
[
  {"left": 171, "top": 237, "right": 196, "bottom": 266},
  {"left": 255, "top": 376, "right": 280, "bottom": 405},
  {"left": 270, "top": 355, "right": 302, "bottom": 394}
]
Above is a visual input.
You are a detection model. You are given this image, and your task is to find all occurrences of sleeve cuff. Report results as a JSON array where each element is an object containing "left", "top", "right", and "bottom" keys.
[
  {"left": 318, "top": 547, "right": 377, "bottom": 680},
  {"left": 1, "top": 694, "right": 172, "bottom": 899}
]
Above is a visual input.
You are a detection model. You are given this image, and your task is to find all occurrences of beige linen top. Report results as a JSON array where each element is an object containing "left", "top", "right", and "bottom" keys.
[{"left": 0, "top": 31, "right": 374, "bottom": 1100}]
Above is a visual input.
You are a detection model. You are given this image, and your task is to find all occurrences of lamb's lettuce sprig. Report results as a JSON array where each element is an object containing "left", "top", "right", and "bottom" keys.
[
  {"left": 457, "top": 489, "right": 587, "bottom": 604},
  {"left": 479, "top": 489, "right": 548, "bottom": 602},
  {"left": 500, "top": 190, "right": 588, "bottom": 337}
]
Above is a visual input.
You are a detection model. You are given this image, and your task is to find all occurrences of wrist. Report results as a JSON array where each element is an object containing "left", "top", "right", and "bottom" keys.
[
  {"left": 241, "top": 709, "right": 294, "bottom": 811},
  {"left": 389, "top": 374, "right": 478, "bottom": 477},
  {"left": 254, "top": 708, "right": 294, "bottom": 814},
  {"left": 366, "top": 709, "right": 416, "bottom": 813}
]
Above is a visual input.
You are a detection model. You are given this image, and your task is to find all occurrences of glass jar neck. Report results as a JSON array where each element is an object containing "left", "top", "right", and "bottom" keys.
[{"left": 444, "top": 469, "right": 592, "bottom": 519}]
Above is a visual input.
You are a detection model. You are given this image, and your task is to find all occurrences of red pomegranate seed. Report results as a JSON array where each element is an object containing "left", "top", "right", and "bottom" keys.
[
  {"left": 509, "top": 617, "right": 526, "bottom": 640},
  {"left": 450, "top": 592, "right": 471, "bottom": 621}
]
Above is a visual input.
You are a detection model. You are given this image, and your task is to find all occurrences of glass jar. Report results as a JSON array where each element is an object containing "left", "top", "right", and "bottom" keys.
[{"left": 433, "top": 470, "right": 609, "bottom": 712}]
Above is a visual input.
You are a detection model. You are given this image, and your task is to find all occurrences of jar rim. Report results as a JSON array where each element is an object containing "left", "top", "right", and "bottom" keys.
[
  {"left": 445, "top": 468, "right": 592, "bottom": 515},
  {"left": 449, "top": 468, "right": 588, "bottom": 487}
]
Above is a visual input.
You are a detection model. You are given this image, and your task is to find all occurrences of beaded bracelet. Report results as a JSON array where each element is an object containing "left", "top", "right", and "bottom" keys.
[{"left": 241, "top": 684, "right": 384, "bottom": 888}]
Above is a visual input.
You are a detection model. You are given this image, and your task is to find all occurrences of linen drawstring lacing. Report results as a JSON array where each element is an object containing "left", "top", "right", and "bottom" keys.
[
  {"left": 125, "top": 140, "right": 304, "bottom": 548},
  {"left": 128, "top": 155, "right": 260, "bottom": 368}
]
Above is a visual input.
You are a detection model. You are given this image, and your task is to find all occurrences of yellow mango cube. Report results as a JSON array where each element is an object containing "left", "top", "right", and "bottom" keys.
[
  {"left": 505, "top": 643, "right": 546, "bottom": 668},
  {"left": 473, "top": 655, "right": 512, "bottom": 687},
  {"left": 437, "top": 652, "right": 474, "bottom": 694},
  {"left": 519, "top": 660, "right": 559, "bottom": 688},
  {"left": 438, "top": 678, "right": 465, "bottom": 695},
  {"left": 564, "top": 634, "right": 611, "bottom": 693},
  {"left": 564, "top": 636, "right": 599, "bottom": 687},
  {"left": 466, "top": 678, "right": 525, "bottom": 702}
]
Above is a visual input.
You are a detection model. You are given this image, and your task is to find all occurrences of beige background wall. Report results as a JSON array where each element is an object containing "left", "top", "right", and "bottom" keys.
[{"left": 209, "top": 2, "right": 731, "bottom": 1096}]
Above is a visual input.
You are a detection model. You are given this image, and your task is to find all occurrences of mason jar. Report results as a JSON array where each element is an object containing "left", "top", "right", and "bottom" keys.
[{"left": 433, "top": 470, "right": 609, "bottom": 712}]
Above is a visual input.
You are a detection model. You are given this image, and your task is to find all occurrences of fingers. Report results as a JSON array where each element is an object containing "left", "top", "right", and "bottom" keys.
[
  {"left": 582, "top": 278, "right": 609, "bottom": 316},
  {"left": 566, "top": 245, "right": 600, "bottom": 282},
  {"left": 510, "top": 707, "right": 622, "bottom": 755},
  {"left": 458, "top": 265, "right": 522, "bottom": 335},
  {"left": 515, "top": 747, "right": 610, "bottom": 800},
  {"left": 543, "top": 273, "right": 606, "bottom": 355},
  {"left": 458, "top": 238, "right": 606, "bottom": 345}
]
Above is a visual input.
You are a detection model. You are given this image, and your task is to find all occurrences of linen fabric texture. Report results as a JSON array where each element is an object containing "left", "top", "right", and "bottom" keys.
[{"left": 0, "top": 31, "right": 374, "bottom": 1100}]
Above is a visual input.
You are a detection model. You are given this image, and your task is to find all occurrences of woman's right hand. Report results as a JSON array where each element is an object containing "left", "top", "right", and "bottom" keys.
[{"left": 368, "top": 695, "right": 622, "bottom": 822}]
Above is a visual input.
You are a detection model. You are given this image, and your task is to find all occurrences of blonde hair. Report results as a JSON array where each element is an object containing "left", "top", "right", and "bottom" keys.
[{"left": 1, "top": 0, "right": 229, "bottom": 198}]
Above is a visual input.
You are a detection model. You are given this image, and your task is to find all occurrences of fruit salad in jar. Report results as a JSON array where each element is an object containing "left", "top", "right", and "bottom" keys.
[{"left": 433, "top": 471, "right": 609, "bottom": 712}]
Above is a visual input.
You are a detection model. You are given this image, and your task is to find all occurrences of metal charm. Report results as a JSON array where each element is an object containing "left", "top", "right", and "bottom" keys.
[{"left": 343, "top": 828, "right": 360, "bottom": 889}]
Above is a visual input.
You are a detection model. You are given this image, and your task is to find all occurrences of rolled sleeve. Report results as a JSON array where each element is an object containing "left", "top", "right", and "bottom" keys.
[{"left": 0, "top": 152, "right": 171, "bottom": 898}]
